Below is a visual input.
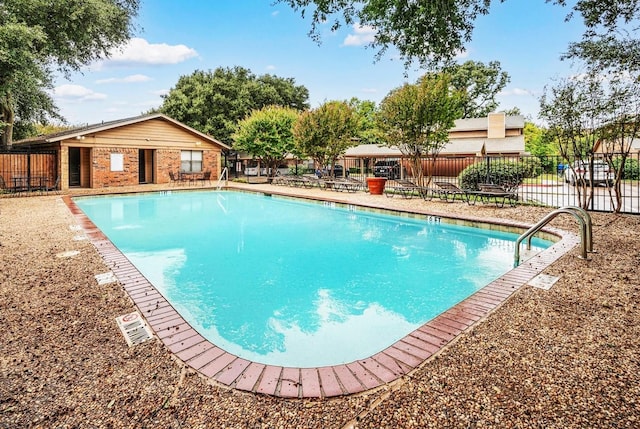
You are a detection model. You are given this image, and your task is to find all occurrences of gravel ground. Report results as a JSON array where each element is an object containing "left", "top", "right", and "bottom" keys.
[{"left": 1, "top": 183, "right": 639, "bottom": 428}]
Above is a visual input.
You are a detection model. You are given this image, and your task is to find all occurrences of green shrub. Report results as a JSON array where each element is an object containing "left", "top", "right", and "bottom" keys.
[
  {"left": 520, "top": 157, "right": 544, "bottom": 177},
  {"left": 611, "top": 157, "right": 640, "bottom": 180},
  {"left": 458, "top": 161, "right": 526, "bottom": 190},
  {"left": 537, "top": 156, "right": 559, "bottom": 174}
]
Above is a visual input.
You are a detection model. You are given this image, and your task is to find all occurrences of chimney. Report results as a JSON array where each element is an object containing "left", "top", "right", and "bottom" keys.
[{"left": 487, "top": 112, "right": 506, "bottom": 139}]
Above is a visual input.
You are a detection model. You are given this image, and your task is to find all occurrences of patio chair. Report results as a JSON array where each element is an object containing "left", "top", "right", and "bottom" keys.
[
  {"left": 198, "top": 171, "right": 212, "bottom": 186},
  {"left": 386, "top": 179, "right": 424, "bottom": 199},
  {"left": 0, "top": 175, "right": 6, "bottom": 193},
  {"left": 434, "top": 181, "right": 471, "bottom": 203},
  {"left": 41, "top": 176, "right": 61, "bottom": 195},
  {"left": 299, "top": 174, "right": 326, "bottom": 189},
  {"left": 271, "top": 173, "right": 290, "bottom": 185},
  {"left": 469, "top": 183, "right": 518, "bottom": 207},
  {"left": 345, "top": 177, "right": 366, "bottom": 192},
  {"left": 327, "top": 177, "right": 362, "bottom": 193},
  {"left": 168, "top": 171, "right": 181, "bottom": 186}
]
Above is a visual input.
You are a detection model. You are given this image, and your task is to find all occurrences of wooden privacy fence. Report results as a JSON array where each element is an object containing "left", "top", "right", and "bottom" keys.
[{"left": 0, "top": 150, "right": 58, "bottom": 194}]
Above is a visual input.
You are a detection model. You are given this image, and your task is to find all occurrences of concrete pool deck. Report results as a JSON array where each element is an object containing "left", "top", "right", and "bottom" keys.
[{"left": 63, "top": 187, "right": 578, "bottom": 399}]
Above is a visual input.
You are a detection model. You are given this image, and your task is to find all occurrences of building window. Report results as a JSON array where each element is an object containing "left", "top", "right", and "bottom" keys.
[{"left": 181, "top": 150, "right": 203, "bottom": 172}]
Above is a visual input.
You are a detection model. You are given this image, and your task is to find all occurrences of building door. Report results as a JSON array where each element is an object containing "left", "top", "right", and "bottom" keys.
[
  {"left": 138, "top": 149, "right": 154, "bottom": 184},
  {"left": 68, "top": 147, "right": 81, "bottom": 187},
  {"left": 138, "top": 149, "right": 146, "bottom": 183}
]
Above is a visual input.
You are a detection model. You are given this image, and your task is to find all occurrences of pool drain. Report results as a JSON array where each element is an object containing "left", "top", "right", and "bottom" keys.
[{"left": 115, "top": 311, "right": 153, "bottom": 346}]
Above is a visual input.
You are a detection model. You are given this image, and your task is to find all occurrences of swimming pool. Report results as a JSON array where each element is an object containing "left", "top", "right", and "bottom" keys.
[{"left": 75, "top": 191, "right": 550, "bottom": 368}]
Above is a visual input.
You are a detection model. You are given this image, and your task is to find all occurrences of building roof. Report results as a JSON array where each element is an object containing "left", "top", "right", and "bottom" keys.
[
  {"left": 344, "top": 136, "right": 525, "bottom": 158},
  {"left": 439, "top": 139, "right": 485, "bottom": 155},
  {"left": 452, "top": 115, "right": 525, "bottom": 132},
  {"left": 13, "top": 113, "right": 230, "bottom": 150},
  {"left": 343, "top": 114, "right": 525, "bottom": 158},
  {"left": 595, "top": 137, "right": 640, "bottom": 154},
  {"left": 484, "top": 136, "right": 526, "bottom": 154},
  {"left": 344, "top": 144, "right": 402, "bottom": 157}
]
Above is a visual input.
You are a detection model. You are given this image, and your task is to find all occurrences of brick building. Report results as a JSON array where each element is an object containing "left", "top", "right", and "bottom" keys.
[{"left": 14, "top": 113, "right": 229, "bottom": 191}]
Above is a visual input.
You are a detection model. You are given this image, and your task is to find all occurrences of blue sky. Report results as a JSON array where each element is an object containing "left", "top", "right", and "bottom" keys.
[{"left": 52, "top": 0, "right": 586, "bottom": 127}]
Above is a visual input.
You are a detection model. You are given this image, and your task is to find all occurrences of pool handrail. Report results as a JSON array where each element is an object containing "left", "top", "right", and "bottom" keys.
[
  {"left": 514, "top": 206, "right": 592, "bottom": 266},
  {"left": 216, "top": 167, "right": 228, "bottom": 190}
]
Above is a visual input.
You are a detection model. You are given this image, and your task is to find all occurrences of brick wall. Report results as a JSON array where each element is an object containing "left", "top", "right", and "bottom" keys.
[
  {"left": 203, "top": 151, "right": 219, "bottom": 179},
  {"left": 91, "top": 148, "right": 220, "bottom": 187},
  {"left": 158, "top": 149, "right": 181, "bottom": 184},
  {"left": 92, "top": 148, "right": 139, "bottom": 187}
]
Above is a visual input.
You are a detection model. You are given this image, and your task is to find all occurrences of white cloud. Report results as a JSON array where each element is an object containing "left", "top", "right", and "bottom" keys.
[
  {"left": 95, "top": 74, "right": 152, "bottom": 84},
  {"left": 104, "top": 37, "right": 198, "bottom": 66},
  {"left": 361, "top": 88, "right": 378, "bottom": 94},
  {"left": 343, "top": 24, "right": 376, "bottom": 46},
  {"left": 266, "top": 65, "right": 276, "bottom": 71},
  {"left": 151, "top": 89, "right": 170, "bottom": 96},
  {"left": 53, "top": 84, "right": 107, "bottom": 101},
  {"left": 500, "top": 87, "right": 535, "bottom": 97},
  {"left": 271, "top": 10, "right": 280, "bottom": 17}
]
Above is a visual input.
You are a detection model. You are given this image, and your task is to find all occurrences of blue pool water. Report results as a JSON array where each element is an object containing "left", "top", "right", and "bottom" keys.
[{"left": 75, "top": 191, "right": 550, "bottom": 367}]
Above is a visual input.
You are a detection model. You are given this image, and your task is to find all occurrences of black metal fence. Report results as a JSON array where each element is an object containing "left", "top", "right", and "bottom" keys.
[
  {"left": 4, "top": 147, "right": 639, "bottom": 213},
  {"left": 337, "top": 153, "right": 640, "bottom": 214}
]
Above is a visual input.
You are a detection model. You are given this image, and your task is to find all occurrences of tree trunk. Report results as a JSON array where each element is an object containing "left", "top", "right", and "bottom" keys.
[
  {"left": 1, "top": 106, "right": 14, "bottom": 150},
  {"left": 410, "top": 155, "right": 423, "bottom": 186}
]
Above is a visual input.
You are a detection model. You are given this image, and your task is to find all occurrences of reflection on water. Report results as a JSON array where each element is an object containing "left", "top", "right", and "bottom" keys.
[
  {"left": 75, "top": 191, "right": 550, "bottom": 367},
  {"left": 128, "top": 249, "right": 186, "bottom": 291},
  {"left": 182, "top": 288, "right": 415, "bottom": 367}
]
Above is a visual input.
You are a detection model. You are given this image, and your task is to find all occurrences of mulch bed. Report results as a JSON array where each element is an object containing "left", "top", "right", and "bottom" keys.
[{"left": 1, "top": 186, "right": 639, "bottom": 428}]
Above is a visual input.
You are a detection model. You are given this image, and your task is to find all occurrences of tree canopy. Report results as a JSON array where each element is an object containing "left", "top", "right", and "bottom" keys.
[
  {"left": 557, "top": 0, "right": 640, "bottom": 73},
  {"left": 293, "top": 100, "right": 359, "bottom": 174},
  {"left": 159, "top": 67, "right": 309, "bottom": 145},
  {"left": 279, "top": 0, "right": 492, "bottom": 68},
  {"left": 233, "top": 106, "right": 301, "bottom": 176},
  {"left": 539, "top": 72, "right": 640, "bottom": 212},
  {"left": 445, "top": 61, "right": 510, "bottom": 119},
  {"left": 376, "top": 72, "right": 463, "bottom": 186},
  {"left": 346, "top": 97, "right": 384, "bottom": 145},
  {"left": 280, "top": 0, "right": 639, "bottom": 73},
  {"left": 0, "top": 0, "right": 140, "bottom": 148},
  {"left": 524, "top": 121, "right": 556, "bottom": 158}
]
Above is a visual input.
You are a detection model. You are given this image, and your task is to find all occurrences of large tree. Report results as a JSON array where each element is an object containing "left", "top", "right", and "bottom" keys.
[
  {"left": 293, "top": 100, "right": 359, "bottom": 176},
  {"left": 278, "top": 0, "right": 492, "bottom": 68},
  {"left": 160, "top": 67, "right": 309, "bottom": 145},
  {"left": 346, "top": 97, "right": 384, "bottom": 145},
  {"left": 595, "top": 76, "right": 640, "bottom": 213},
  {"left": 0, "top": 0, "right": 140, "bottom": 148},
  {"left": 539, "top": 75, "right": 614, "bottom": 210},
  {"left": 558, "top": 0, "right": 640, "bottom": 74},
  {"left": 233, "top": 106, "right": 301, "bottom": 178},
  {"left": 445, "top": 60, "right": 510, "bottom": 119},
  {"left": 280, "top": 0, "right": 639, "bottom": 72},
  {"left": 376, "top": 72, "right": 463, "bottom": 186}
]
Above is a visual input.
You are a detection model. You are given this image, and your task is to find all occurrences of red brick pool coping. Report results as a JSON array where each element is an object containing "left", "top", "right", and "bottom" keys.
[{"left": 63, "top": 193, "right": 579, "bottom": 398}]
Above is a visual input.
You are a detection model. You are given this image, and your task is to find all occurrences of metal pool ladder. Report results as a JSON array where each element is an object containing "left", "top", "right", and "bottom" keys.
[
  {"left": 216, "top": 167, "right": 228, "bottom": 190},
  {"left": 514, "top": 206, "right": 593, "bottom": 266}
]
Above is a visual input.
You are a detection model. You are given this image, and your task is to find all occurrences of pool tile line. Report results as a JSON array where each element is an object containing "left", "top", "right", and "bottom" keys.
[{"left": 63, "top": 195, "right": 579, "bottom": 399}]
